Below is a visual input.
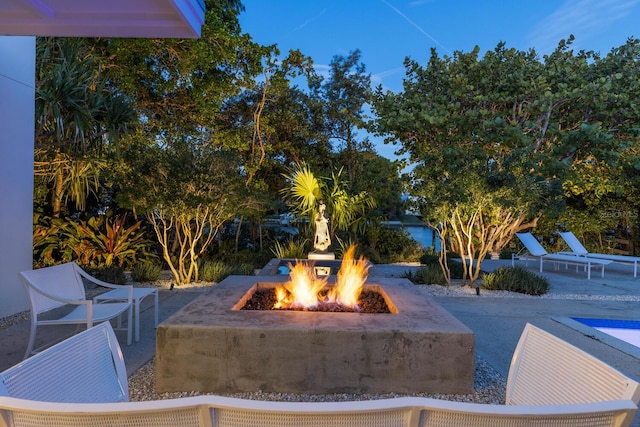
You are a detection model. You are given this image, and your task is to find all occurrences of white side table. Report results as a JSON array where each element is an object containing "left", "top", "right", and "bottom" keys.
[{"left": 94, "top": 287, "right": 158, "bottom": 342}]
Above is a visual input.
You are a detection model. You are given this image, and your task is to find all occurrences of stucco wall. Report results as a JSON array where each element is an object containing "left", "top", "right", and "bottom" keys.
[{"left": 0, "top": 36, "right": 35, "bottom": 318}]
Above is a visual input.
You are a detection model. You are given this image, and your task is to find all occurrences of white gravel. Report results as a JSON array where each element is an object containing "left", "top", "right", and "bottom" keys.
[{"left": 128, "top": 356, "right": 506, "bottom": 404}]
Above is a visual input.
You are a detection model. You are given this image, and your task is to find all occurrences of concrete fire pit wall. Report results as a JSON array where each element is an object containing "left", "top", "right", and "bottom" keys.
[{"left": 156, "top": 275, "right": 474, "bottom": 395}]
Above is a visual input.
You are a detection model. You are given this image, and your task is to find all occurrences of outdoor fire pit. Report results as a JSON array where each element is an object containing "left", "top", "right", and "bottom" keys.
[{"left": 156, "top": 273, "right": 475, "bottom": 395}]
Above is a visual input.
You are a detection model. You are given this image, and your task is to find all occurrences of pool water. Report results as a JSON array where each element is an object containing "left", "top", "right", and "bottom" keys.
[{"left": 572, "top": 318, "right": 640, "bottom": 349}]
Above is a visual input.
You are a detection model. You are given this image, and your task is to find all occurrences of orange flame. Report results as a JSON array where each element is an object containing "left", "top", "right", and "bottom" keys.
[
  {"left": 327, "top": 245, "right": 370, "bottom": 308},
  {"left": 274, "top": 245, "right": 369, "bottom": 310},
  {"left": 275, "top": 261, "right": 327, "bottom": 309}
]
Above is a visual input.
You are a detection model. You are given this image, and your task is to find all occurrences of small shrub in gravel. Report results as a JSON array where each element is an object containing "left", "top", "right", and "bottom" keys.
[
  {"left": 402, "top": 264, "right": 447, "bottom": 285},
  {"left": 481, "top": 266, "right": 549, "bottom": 296},
  {"left": 418, "top": 254, "right": 464, "bottom": 280},
  {"left": 199, "top": 260, "right": 233, "bottom": 283},
  {"left": 131, "top": 262, "right": 162, "bottom": 282}
]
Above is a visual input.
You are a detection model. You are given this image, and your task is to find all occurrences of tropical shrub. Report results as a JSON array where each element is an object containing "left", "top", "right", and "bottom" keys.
[
  {"left": 271, "top": 237, "right": 309, "bottom": 259},
  {"left": 33, "top": 214, "right": 69, "bottom": 266},
  {"left": 402, "top": 264, "right": 447, "bottom": 285},
  {"left": 199, "top": 260, "right": 233, "bottom": 283},
  {"left": 49, "top": 212, "right": 157, "bottom": 268},
  {"left": 131, "top": 262, "right": 163, "bottom": 282},
  {"left": 481, "top": 266, "right": 550, "bottom": 295},
  {"left": 363, "top": 226, "right": 423, "bottom": 264}
]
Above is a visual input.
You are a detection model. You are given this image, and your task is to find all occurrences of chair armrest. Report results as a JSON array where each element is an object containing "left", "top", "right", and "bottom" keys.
[
  {"left": 74, "top": 266, "right": 133, "bottom": 302},
  {"left": 26, "top": 280, "right": 92, "bottom": 307}
]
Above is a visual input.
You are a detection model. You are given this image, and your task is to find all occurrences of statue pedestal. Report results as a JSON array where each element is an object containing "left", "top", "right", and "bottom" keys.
[{"left": 308, "top": 252, "right": 336, "bottom": 261}]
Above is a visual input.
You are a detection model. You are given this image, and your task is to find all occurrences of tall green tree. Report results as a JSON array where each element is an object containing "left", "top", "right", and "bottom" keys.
[
  {"left": 373, "top": 37, "right": 640, "bottom": 283},
  {"left": 35, "top": 37, "right": 137, "bottom": 218},
  {"left": 334, "top": 149, "right": 405, "bottom": 219},
  {"left": 94, "top": 0, "right": 278, "bottom": 276},
  {"left": 116, "top": 134, "right": 244, "bottom": 285},
  {"left": 315, "top": 50, "right": 373, "bottom": 183},
  {"left": 212, "top": 49, "right": 331, "bottom": 250}
]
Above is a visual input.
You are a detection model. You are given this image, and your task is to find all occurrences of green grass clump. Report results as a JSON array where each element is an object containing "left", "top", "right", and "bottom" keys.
[
  {"left": 199, "top": 260, "right": 233, "bottom": 283},
  {"left": 481, "top": 266, "right": 550, "bottom": 296},
  {"left": 131, "top": 262, "right": 162, "bottom": 282},
  {"left": 271, "top": 238, "right": 308, "bottom": 260},
  {"left": 232, "top": 263, "right": 255, "bottom": 275},
  {"left": 402, "top": 264, "right": 447, "bottom": 285},
  {"left": 199, "top": 260, "right": 256, "bottom": 283}
]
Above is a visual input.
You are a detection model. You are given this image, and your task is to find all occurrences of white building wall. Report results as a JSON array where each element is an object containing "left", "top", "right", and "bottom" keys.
[{"left": 0, "top": 36, "right": 35, "bottom": 318}]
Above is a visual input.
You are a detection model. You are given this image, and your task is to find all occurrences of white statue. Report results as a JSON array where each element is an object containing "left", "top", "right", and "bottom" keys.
[{"left": 313, "top": 200, "right": 331, "bottom": 252}]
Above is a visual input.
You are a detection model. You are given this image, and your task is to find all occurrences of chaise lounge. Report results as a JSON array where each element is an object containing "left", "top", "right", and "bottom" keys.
[
  {"left": 559, "top": 231, "right": 640, "bottom": 278},
  {"left": 512, "top": 232, "right": 612, "bottom": 280}
]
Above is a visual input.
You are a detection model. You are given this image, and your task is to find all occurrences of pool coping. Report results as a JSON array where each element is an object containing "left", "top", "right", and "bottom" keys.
[{"left": 553, "top": 316, "right": 640, "bottom": 360}]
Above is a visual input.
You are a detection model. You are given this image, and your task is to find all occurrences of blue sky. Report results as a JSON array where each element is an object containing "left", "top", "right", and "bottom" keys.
[{"left": 239, "top": 0, "right": 640, "bottom": 159}]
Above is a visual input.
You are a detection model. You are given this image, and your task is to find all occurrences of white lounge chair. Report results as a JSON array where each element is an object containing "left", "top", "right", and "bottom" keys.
[
  {"left": 512, "top": 232, "right": 612, "bottom": 280},
  {"left": 559, "top": 231, "right": 640, "bottom": 278},
  {"left": 18, "top": 262, "right": 133, "bottom": 359}
]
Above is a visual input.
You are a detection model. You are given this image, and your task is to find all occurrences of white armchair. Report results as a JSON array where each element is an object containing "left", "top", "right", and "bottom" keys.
[{"left": 18, "top": 262, "right": 133, "bottom": 359}]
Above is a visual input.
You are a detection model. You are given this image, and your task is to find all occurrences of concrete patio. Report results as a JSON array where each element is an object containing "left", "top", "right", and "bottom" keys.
[{"left": 0, "top": 260, "right": 639, "bottom": 423}]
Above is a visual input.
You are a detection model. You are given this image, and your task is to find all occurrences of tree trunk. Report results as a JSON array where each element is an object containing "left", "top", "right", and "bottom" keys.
[
  {"left": 235, "top": 216, "right": 243, "bottom": 253},
  {"left": 52, "top": 170, "right": 64, "bottom": 218}
]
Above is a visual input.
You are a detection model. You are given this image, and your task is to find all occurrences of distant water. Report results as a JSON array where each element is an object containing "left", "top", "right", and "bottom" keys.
[{"left": 388, "top": 224, "right": 441, "bottom": 251}]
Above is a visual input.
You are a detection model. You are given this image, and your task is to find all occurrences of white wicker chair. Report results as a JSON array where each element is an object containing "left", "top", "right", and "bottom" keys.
[
  {"left": 0, "top": 322, "right": 128, "bottom": 403},
  {"left": 507, "top": 323, "right": 640, "bottom": 406},
  {"left": 0, "top": 395, "right": 636, "bottom": 427},
  {"left": 18, "top": 262, "right": 133, "bottom": 358},
  {"left": 0, "top": 323, "right": 637, "bottom": 427}
]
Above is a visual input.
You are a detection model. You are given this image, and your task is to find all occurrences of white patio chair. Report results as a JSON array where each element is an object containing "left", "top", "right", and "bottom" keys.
[
  {"left": 559, "top": 231, "right": 640, "bottom": 277},
  {"left": 507, "top": 323, "right": 640, "bottom": 406},
  {"left": 0, "top": 322, "right": 128, "bottom": 403},
  {"left": 18, "top": 262, "right": 133, "bottom": 359}
]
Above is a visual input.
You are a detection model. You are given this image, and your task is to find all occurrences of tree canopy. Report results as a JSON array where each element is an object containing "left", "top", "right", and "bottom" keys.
[
  {"left": 372, "top": 37, "right": 640, "bottom": 281},
  {"left": 33, "top": 2, "right": 640, "bottom": 277}
]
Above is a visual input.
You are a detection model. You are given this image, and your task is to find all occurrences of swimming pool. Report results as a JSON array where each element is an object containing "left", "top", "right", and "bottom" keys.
[
  {"left": 572, "top": 318, "right": 640, "bottom": 348},
  {"left": 564, "top": 317, "right": 640, "bottom": 359}
]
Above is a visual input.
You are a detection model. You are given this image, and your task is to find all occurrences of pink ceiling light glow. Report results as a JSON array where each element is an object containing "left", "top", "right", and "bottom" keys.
[{"left": 0, "top": 0, "right": 205, "bottom": 38}]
